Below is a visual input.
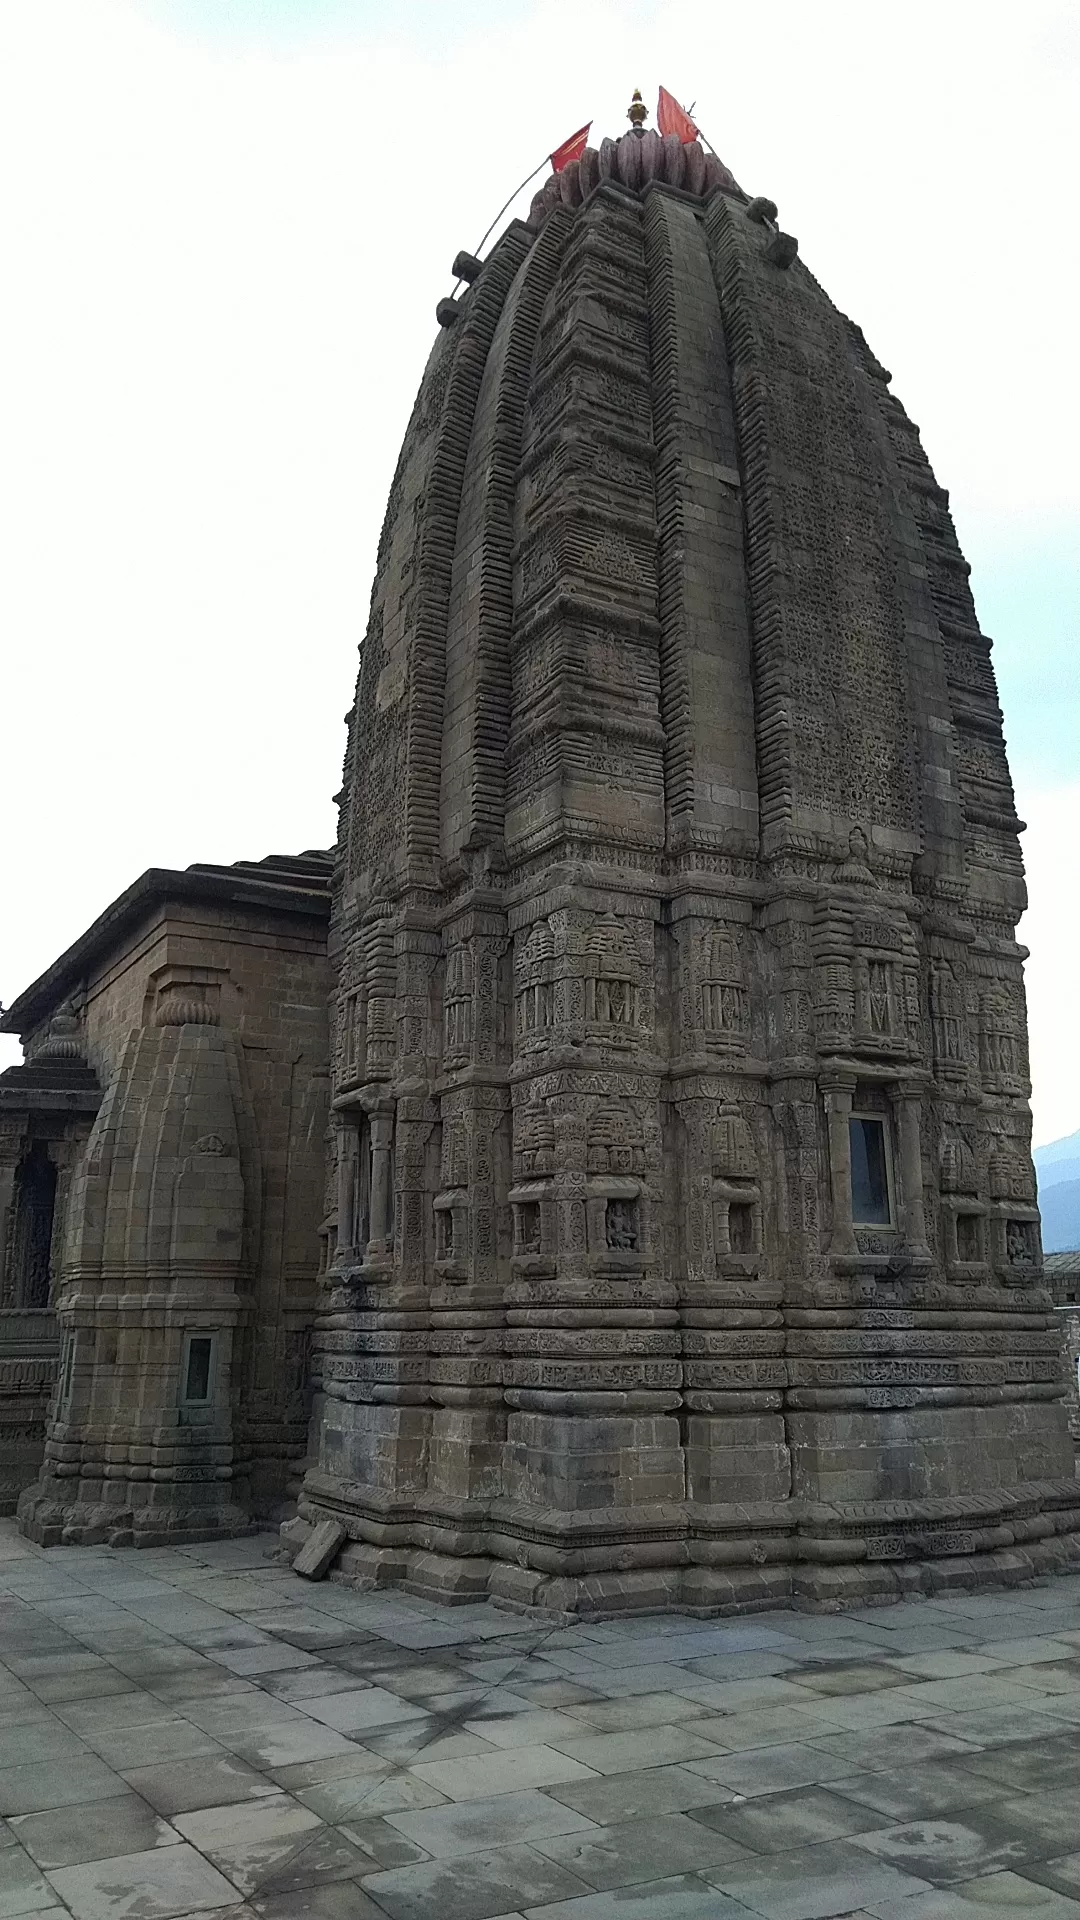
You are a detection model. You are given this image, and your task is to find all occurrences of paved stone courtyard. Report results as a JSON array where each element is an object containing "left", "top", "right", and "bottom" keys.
[{"left": 3, "top": 1521, "right": 1080, "bottom": 1920}]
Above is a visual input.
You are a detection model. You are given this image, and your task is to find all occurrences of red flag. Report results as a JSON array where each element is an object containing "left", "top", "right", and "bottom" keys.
[
  {"left": 657, "top": 87, "right": 698, "bottom": 144},
  {"left": 550, "top": 122, "right": 591, "bottom": 172}
]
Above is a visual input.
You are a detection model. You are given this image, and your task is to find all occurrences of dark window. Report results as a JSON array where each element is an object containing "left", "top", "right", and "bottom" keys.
[
  {"left": 5, "top": 1144, "right": 57, "bottom": 1310},
  {"left": 184, "top": 1336, "right": 213, "bottom": 1403},
  {"left": 728, "top": 1202, "right": 754, "bottom": 1256},
  {"left": 956, "top": 1213, "right": 981, "bottom": 1263},
  {"left": 436, "top": 1209, "right": 454, "bottom": 1260},
  {"left": 849, "top": 1116, "right": 891, "bottom": 1225},
  {"left": 517, "top": 1202, "right": 541, "bottom": 1254}
]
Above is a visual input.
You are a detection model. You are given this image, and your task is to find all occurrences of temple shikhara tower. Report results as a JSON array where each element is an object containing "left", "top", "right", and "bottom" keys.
[{"left": 3, "top": 98, "right": 1077, "bottom": 1611}]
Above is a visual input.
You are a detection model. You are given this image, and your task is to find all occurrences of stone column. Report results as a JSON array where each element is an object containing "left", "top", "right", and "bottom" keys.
[
  {"left": 334, "top": 1120, "right": 357, "bottom": 1265},
  {"left": 823, "top": 1079, "right": 858, "bottom": 1258},
  {"left": 895, "top": 1089, "right": 929, "bottom": 1256},
  {"left": 368, "top": 1108, "right": 394, "bottom": 1255}
]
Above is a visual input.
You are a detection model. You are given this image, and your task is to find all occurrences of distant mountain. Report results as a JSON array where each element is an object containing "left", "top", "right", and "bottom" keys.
[
  {"left": 1035, "top": 1130, "right": 1080, "bottom": 1253},
  {"left": 1036, "top": 1128, "right": 1080, "bottom": 1177}
]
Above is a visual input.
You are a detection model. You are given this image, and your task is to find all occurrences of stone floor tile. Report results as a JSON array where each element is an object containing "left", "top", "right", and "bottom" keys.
[
  {"left": 539, "top": 1663, "right": 706, "bottom": 1698},
  {"left": 52, "top": 1689, "right": 167, "bottom": 1735},
  {"left": 362, "top": 1840, "right": 592, "bottom": 1920},
  {"left": 181, "top": 1695, "right": 304, "bottom": 1738},
  {"left": 880, "top": 1650, "right": 1014, "bottom": 1682},
  {"left": 559, "top": 1692, "right": 710, "bottom": 1732},
  {"left": 988, "top": 1790, "right": 1080, "bottom": 1861},
  {"left": 955, "top": 1735, "right": 1080, "bottom": 1794},
  {"left": 148, "top": 1670, "right": 255, "bottom": 1706},
  {"left": 676, "top": 1652, "right": 803, "bottom": 1684},
  {"left": 385, "top": 1788, "right": 598, "bottom": 1860},
  {"left": 296, "top": 1687, "right": 430, "bottom": 1734},
  {"left": 853, "top": 1817, "right": 1039, "bottom": 1886},
  {"left": 410, "top": 1745, "right": 598, "bottom": 1801},
  {"left": 532, "top": 1810, "right": 753, "bottom": 1889},
  {"left": 683, "top": 1706, "right": 833, "bottom": 1751},
  {"left": 121, "top": 1753, "right": 280, "bottom": 1818},
  {"left": 46, "top": 1841, "right": 237, "bottom": 1919},
  {"left": 543, "top": 1764, "right": 736, "bottom": 1826},
  {"left": 215, "top": 1720, "right": 361, "bottom": 1772},
  {"left": 0, "top": 1705, "right": 55, "bottom": 1736},
  {"left": 976, "top": 1641, "right": 1080, "bottom": 1668},
  {"left": 212, "top": 1645, "right": 320, "bottom": 1679},
  {"left": 11, "top": 1793, "right": 181, "bottom": 1870},
  {"left": 1036, "top": 1695, "right": 1080, "bottom": 1726},
  {"left": 0, "top": 1758, "right": 124, "bottom": 1819},
  {"left": 298, "top": 1770, "right": 447, "bottom": 1822},
  {"left": 690, "top": 1785, "right": 889, "bottom": 1854},
  {"left": 504, "top": 1681, "right": 603, "bottom": 1711},
  {"left": 268, "top": 1748, "right": 390, "bottom": 1794},
  {"left": 357, "top": 1723, "right": 495, "bottom": 1768},
  {"left": 24, "top": 1669, "right": 135, "bottom": 1708},
  {"left": 173, "top": 1796, "right": 322, "bottom": 1887},
  {"left": 703, "top": 1838, "right": 934, "bottom": 1918},
  {"left": 0, "top": 1723, "right": 90, "bottom": 1770},
  {"left": 830, "top": 1757, "right": 1014, "bottom": 1822},
  {"left": 454, "top": 1713, "right": 586, "bottom": 1753},
  {"left": 1010, "top": 1663, "right": 1080, "bottom": 1698},
  {"left": 683, "top": 1741, "right": 855, "bottom": 1799},
  {"left": 331, "top": 1816, "right": 429, "bottom": 1872},
  {"left": 783, "top": 1665, "right": 915, "bottom": 1699},
  {"left": 866, "top": 1872, "right": 1080, "bottom": 1918},
  {"left": 250, "top": 1886, "right": 387, "bottom": 1919},
  {"left": 1025, "top": 1855, "right": 1080, "bottom": 1902},
  {"left": 85, "top": 1719, "right": 224, "bottom": 1770},
  {"left": 921, "top": 1707, "right": 1070, "bottom": 1748},
  {"left": 257, "top": 1666, "right": 373, "bottom": 1703},
  {"left": 0, "top": 1843, "right": 55, "bottom": 1917},
  {"left": 806, "top": 1723, "right": 984, "bottom": 1772},
  {"left": 901, "top": 1678, "right": 1061, "bottom": 1718},
  {"left": 543, "top": 1724, "right": 724, "bottom": 1776},
  {"left": 787, "top": 1689, "right": 931, "bottom": 1732},
  {"left": 520, "top": 1877, "right": 758, "bottom": 1919}
]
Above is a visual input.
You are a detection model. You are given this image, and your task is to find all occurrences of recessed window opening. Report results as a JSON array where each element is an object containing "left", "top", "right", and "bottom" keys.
[
  {"left": 728, "top": 1202, "right": 754, "bottom": 1256},
  {"left": 956, "top": 1213, "right": 981, "bottom": 1263},
  {"left": 517, "top": 1201, "right": 541, "bottom": 1253},
  {"left": 183, "top": 1335, "right": 214, "bottom": 1404},
  {"left": 605, "top": 1198, "right": 639, "bottom": 1251},
  {"left": 849, "top": 1114, "right": 891, "bottom": 1226}
]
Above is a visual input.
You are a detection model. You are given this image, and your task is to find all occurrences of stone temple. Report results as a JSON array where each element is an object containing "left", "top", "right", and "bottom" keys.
[{"left": 3, "top": 105, "right": 1077, "bottom": 1613}]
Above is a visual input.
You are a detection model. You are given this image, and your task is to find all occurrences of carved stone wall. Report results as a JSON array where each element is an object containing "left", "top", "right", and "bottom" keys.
[
  {"left": 300, "top": 146, "right": 1076, "bottom": 1612},
  {"left": 5, "top": 864, "right": 330, "bottom": 1545}
]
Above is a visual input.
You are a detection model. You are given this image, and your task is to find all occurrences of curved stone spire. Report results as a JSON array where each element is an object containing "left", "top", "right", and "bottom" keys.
[{"left": 305, "top": 146, "right": 1074, "bottom": 1614}]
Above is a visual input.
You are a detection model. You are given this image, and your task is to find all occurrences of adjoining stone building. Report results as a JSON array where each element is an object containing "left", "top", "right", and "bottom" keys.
[
  {"left": 1045, "top": 1253, "right": 1080, "bottom": 1452},
  {"left": 3, "top": 100, "right": 1077, "bottom": 1607},
  {"left": 2, "top": 854, "right": 331, "bottom": 1539}
]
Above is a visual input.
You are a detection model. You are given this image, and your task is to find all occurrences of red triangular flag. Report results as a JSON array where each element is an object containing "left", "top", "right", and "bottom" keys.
[
  {"left": 657, "top": 87, "right": 698, "bottom": 144},
  {"left": 550, "top": 122, "right": 591, "bottom": 172}
]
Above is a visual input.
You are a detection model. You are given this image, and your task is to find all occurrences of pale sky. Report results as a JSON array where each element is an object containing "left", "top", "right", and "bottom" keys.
[{"left": 1, "top": 0, "right": 1077, "bottom": 1144}]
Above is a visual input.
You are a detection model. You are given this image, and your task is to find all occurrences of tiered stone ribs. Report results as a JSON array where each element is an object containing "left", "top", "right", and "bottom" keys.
[{"left": 303, "top": 161, "right": 1078, "bottom": 1613}]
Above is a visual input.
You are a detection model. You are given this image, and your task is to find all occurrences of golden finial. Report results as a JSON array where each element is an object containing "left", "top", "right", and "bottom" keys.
[{"left": 627, "top": 88, "right": 648, "bottom": 132}]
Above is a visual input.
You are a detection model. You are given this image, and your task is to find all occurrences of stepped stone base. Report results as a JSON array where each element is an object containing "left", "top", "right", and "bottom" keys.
[
  {"left": 19, "top": 1486, "right": 256, "bottom": 1549},
  {"left": 290, "top": 1474, "right": 1080, "bottom": 1618}
]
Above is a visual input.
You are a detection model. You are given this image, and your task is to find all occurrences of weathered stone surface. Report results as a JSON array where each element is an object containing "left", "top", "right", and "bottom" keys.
[
  {"left": 0, "top": 111, "right": 1073, "bottom": 1609},
  {"left": 299, "top": 122, "right": 1078, "bottom": 1613},
  {"left": 2, "top": 854, "right": 331, "bottom": 1541},
  {"left": 293, "top": 1518, "right": 346, "bottom": 1580}
]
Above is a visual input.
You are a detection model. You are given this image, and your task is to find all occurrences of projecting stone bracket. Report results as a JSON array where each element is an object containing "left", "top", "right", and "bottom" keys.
[
  {"left": 765, "top": 231, "right": 799, "bottom": 269},
  {"left": 451, "top": 250, "right": 483, "bottom": 283}
]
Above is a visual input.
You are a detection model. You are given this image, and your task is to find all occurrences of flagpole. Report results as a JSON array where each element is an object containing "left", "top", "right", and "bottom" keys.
[{"left": 448, "top": 154, "right": 552, "bottom": 298}]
